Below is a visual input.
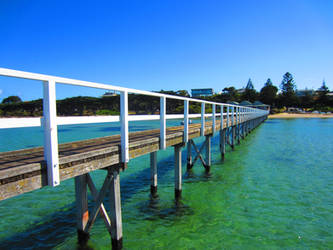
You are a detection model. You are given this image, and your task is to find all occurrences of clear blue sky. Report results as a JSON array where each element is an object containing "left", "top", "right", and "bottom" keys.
[{"left": 0, "top": 0, "right": 332, "bottom": 101}]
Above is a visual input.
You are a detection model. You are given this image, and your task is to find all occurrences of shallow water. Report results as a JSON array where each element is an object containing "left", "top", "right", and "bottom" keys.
[{"left": 0, "top": 118, "right": 332, "bottom": 249}]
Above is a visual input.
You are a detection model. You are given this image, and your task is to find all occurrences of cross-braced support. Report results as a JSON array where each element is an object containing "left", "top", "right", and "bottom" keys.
[
  {"left": 75, "top": 167, "right": 123, "bottom": 249},
  {"left": 186, "top": 136, "right": 211, "bottom": 172}
]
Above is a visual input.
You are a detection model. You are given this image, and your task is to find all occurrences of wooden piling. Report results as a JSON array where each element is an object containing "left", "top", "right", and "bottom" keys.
[
  {"left": 75, "top": 174, "right": 90, "bottom": 245},
  {"left": 174, "top": 144, "right": 182, "bottom": 199},
  {"left": 231, "top": 126, "right": 235, "bottom": 149},
  {"left": 205, "top": 135, "right": 211, "bottom": 171},
  {"left": 109, "top": 169, "right": 123, "bottom": 250},
  {"left": 150, "top": 151, "right": 158, "bottom": 196},
  {"left": 237, "top": 124, "right": 240, "bottom": 144},
  {"left": 187, "top": 140, "right": 193, "bottom": 170},
  {"left": 220, "top": 129, "right": 226, "bottom": 160}
]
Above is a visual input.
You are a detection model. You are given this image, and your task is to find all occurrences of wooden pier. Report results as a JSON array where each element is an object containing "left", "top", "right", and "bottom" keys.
[
  {"left": 0, "top": 67, "right": 269, "bottom": 249},
  {"left": 0, "top": 115, "right": 266, "bottom": 248}
]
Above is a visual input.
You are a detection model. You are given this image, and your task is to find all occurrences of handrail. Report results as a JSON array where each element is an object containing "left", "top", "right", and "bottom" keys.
[{"left": 0, "top": 67, "right": 269, "bottom": 187}]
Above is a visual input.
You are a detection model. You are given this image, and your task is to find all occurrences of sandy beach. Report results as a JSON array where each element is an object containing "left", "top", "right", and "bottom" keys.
[{"left": 269, "top": 113, "right": 333, "bottom": 119}]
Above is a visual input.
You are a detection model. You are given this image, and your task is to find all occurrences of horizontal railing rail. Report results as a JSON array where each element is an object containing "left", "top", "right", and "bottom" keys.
[{"left": 0, "top": 67, "right": 269, "bottom": 187}]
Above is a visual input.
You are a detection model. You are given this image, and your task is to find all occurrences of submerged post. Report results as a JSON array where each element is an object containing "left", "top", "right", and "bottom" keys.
[
  {"left": 150, "top": 151, "right": 158, "bottom": 196},
  {"left": 187, "top": 140, "right": 193, "bottom": 170},
  {"left": 205, "top": 135, "right": 211, "bottom": 171},
  {"left": 174, "top": 144, "right": 182, "bottom": 199},
  {"left": 220, "top": 129, "right": 226, "bottom": 160},
  {"left": 109, "top": 169, "right": 123, "bottom": 249}
]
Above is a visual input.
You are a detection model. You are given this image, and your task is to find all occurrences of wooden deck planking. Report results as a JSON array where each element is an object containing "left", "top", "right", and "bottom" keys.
[{"left": 0, "top": 118, "right": 237, "bottom": 201}]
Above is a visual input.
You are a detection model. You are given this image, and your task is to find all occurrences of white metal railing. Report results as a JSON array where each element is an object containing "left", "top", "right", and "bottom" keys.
[{"left": 0, "top": 68, "right": 269, "bottom": 187}]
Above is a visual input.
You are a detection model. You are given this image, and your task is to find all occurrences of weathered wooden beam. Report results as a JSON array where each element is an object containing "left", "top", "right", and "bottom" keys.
[
  {"left": 75, "top": 174, "right": 89, "bottom": 245},
  {"left": 191, "top": 139, "right": 207, "bottom": 167},
  {"left": 86, "top": 174, "right": 112, "bottom": 234},
  {"left": 84, "top": 171, "right": 113, "bottom": 233}
]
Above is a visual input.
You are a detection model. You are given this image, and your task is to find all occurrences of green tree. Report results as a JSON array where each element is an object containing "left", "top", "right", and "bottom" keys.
[
  {"left": 299, "top": 89, "right": 314, "bottom": 108},
  {"left": 259, "top": 78, "right": 278, "bottom": 106},
  {"left": 246, "top": 78, "right": 254, "bottom": 90},
  {"left": 316, "top": 80, "right": 329, "bottom": 107},
  {"left": 241, "top": 78, "right": 258, "bottom": 102},
  {"left": 2, "top": 95, "right": 22, "bottom": 104},
  {"left": 279, "top": 72, "right": 297, "bottom": 107},
  {"left": 221, "top": 87, "right": 239, "bottom": 102},
  {"left": 176, "top": 90, "right": 190, "bottom": 97}
]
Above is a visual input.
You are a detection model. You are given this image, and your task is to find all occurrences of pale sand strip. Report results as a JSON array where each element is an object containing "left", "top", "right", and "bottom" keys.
[{"left": 268, "top": 113, "right": 333, "bottom": 119}]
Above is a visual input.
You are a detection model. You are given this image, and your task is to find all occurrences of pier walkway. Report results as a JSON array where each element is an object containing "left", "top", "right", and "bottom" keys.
[{"left": 0, "top": 68, "right": 268, "bottom": 249}]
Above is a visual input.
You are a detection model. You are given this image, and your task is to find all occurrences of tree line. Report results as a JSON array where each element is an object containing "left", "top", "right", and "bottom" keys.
[{"left": 0, "top": 72, "right": 332, "bottom": 117}]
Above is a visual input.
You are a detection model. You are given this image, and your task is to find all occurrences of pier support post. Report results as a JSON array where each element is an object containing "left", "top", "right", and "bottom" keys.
[
  {"left": 242, "top": 122, "right": 245, "bottom": 139},
  {"left": 150, "top": 151, "right": 158, "bottom": 197},
  {"left": 187, "top": 140, "right": 193, "bottom": 170},
  {"left": 110, "top": 169, "right": 123, "bottom": 250},
  {"left": 174, "top": 144, "right": 182, "bottom": 199},
  {"left": 220, "top": 129, "right": 226, "bottom": 160},
  {"left": 75, "top": 174, "right": 89, "bottom": 245},
  {"left": 231, "top": 126, "right": 235, "bottom": 150},
  {"left": 205, "top": 135, "right": 211, "bottom": 171},
  {"left": 237, "top": 124, "right": 240, "bottom": 144}
]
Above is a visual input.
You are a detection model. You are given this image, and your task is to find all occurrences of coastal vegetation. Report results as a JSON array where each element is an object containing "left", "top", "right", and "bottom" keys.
[{"left": 0, "top": 72, "right": 332, "bottom": 117}]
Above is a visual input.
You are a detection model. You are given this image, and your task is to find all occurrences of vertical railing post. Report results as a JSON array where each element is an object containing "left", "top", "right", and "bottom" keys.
[
  {"left": 232, "top": 106, "right": 235, "bottom": 126},
  {"left": 120, "top": 91, "right": 129, "bottom": 163},
  {"left": 184, "top": 100, "right": 189, "bottom": 143},
  {"left": 227, "top": 105, "right": 230, "bottom": 128},
  {"left": 201, "top": 103, "right": 205, "bottom": 137},
  {"left": 160, "top": 96, "right": 166, "bottom": 149},
  {"left": 212, "top": 104, "right": 216, "bottom": 133},
  {"left": 43, "top": 80, "right": 60, "bottom": 187},
  {"left": 220, "top": 105, "right": 224, "bottom": 131}
]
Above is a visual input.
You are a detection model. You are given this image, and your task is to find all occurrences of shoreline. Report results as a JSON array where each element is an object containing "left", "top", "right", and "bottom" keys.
[{"left": 268, "top": 113, "right": 333, "bottom": 119}]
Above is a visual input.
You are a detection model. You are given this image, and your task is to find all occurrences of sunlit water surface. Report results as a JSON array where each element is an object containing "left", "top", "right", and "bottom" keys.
[{"left": 0, "top": 118, "right": 332, "bottom": 249}]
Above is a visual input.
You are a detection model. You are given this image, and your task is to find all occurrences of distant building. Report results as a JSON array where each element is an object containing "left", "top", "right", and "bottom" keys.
[
  {"left": 296, "top": 89, "right": 315, "bottom": 97},
  {"left": 239, "top": 100, "right": 270, "bottom": 111},
  {"left": 236, "top": 88, "right": 246, "bottom": 94},
  {"left": 103, "top": 91, "right": 117, "bottom": 97},
  {"left": 191, "top": 88, "right": 214, "bottom": 97},
  {"left": 239, "top": 100, "right": 252, "bottom": 106}
]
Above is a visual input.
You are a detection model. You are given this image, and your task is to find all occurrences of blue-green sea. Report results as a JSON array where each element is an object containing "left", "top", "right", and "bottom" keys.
[{"left": 0, "top": 118, "right": 333, "bottom": 249}]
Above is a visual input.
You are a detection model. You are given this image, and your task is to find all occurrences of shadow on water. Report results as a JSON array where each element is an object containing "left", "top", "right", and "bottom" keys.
[
  {"left": 0, "top": 138, "right": 220, "bottom": 249},
  {"left": 137, "top": 196, "right": 195, "bottom": 222}
]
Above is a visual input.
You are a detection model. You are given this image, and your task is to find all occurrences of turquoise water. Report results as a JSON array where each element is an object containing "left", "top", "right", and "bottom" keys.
[{"left": 0, "top": 118, "right": 333, "bottom": 249}]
